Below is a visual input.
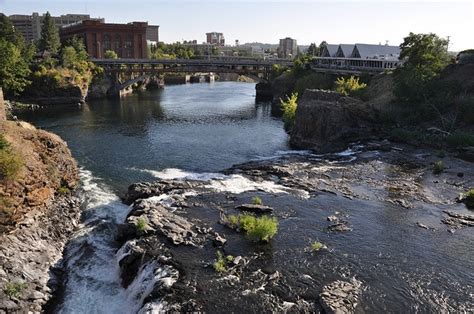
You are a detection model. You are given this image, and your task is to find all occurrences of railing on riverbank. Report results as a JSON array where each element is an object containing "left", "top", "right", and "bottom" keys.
[{"left": 311, "top": 57, "right": 401, "bottom": 74}]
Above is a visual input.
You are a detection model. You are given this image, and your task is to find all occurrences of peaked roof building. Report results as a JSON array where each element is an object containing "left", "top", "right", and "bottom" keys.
[
  {"left": 351, "top": 44, "right": 400, "bottom": 60},
  {"left": 335, "top": 44, "right": 355, "bottom": 58},
  {"left": 320, "top": 44, "right": 339, "bottom": 57}
]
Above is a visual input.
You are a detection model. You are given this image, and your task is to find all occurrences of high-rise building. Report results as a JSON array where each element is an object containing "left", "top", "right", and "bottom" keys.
[
  {"left": 145, "top": 25, "right": 160, "bottom": 44},
  {"left": 206, "top": 32, "right": 225, "bottom": 46},
  {"left": 278, "top": 37, "right": 298, "bottom": 59},
  {"left": 9, "top": 12, "right": 104, "bottom": 42}
]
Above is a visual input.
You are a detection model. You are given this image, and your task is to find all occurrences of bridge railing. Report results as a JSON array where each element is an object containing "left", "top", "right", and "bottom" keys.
[
  {"left": 311, "top": 57, "right": 401, "bottom": 73},
  {"left": 91, "top": 58, "right": 293, "bottom": 67}
]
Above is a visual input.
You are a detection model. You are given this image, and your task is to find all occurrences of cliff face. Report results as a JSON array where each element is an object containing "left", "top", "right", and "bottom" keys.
[
  {"left": 0, "top": 116, "right": 81, "bottom": 312},
  {"left": 290, "top": 90, "right": 379, "bottom": 152},
  {"left": 0, "top": 121, "right": 78, "bottom": 230},
  {"left": 271, "top": 73, "right": 297, "bottom": 116}
]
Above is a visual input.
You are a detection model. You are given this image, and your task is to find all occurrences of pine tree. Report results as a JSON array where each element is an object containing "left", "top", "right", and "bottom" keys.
[
  {"left": 0, "top": 14, "right": 15, "bottom": 43},
  {"left": 38, "top": 12, "right": 60, "bottom": 54}
]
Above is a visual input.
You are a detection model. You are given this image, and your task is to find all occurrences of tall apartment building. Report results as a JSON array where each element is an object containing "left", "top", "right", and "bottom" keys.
[
  {"left": 206, "top": 32, "right": 225, "bottom": 46},
  {"left": 278, "top": 37, "right": 298, "bottom": 59},
  {"left": 9, "top": 12, "right": 104, "bottom": 42}
]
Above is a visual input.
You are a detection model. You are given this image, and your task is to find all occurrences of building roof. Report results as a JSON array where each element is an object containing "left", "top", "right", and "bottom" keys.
[
  {"left": 352, "top": 43, "right": 400, "bottom": 59},
  {"left": 321, "top": 44, "right": 338, "bottom": 57},
  {"left": 336, "top": 44, "right": 355, "bottom": 57}
]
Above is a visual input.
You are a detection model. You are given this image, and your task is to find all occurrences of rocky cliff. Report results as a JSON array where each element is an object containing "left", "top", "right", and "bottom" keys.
[
  {"left": 290, "top": 90, "right": 379, "bottom": 152},
  {"left": 0, "top": 115, "right": 81, "bottom": 312}
]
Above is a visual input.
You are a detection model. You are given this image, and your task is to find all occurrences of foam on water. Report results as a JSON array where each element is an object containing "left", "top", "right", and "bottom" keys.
[{"left": 57, "top": 169, "right": 172, "bottom": 314}]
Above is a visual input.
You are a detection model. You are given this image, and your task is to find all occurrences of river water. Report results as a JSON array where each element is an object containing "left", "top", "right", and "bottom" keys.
[
  {"left": 19, "top": 82, "right": 288, "bottom": 193},
  {"left": 18, "top": 82, "right": 289, "bottom": 312},
  {"left": 16, "top": 82, "right": 473, "bottom": 313}
]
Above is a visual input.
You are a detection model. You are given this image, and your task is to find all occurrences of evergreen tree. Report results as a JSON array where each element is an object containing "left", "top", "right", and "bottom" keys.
[{"left": 38, "top": 12, "right": 60, "bottom": 54}]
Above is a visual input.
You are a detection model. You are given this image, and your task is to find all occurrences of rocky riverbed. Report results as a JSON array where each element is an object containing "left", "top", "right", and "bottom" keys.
[{"left": 106, "top": 141, "right": 473, "bottom": 313}]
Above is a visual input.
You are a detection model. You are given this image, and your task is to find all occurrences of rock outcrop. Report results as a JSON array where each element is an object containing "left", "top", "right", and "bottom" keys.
[
  {"left": 290, "top": 89, "right": 379, "bottom": 152},
  {"left": 0, "top": 121, "right": 78, "bottom": 230},
  {"left": 0, "top": 119, "right": 80, "bottom": 312},
  {"left": 320, "top": 279, "right": 363, "bottom": 314},
  {"left": 271, "top": 73, "right": 297, "bottom": 116}
]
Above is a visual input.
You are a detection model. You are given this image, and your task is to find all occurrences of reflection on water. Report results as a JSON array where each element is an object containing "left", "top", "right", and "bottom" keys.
[{"left": 17, "top": 82, "right": 288, "bottom": 192}]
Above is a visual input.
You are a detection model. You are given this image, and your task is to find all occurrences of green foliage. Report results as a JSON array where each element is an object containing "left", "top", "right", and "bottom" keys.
[
  {"left": 394, "top": 32, "right": 449, "bottom": 105},
  {"left": 0, "top": 14, "right": 16, "bottom": 43},
  {"left": 135, "top": 217, "right": 149, "bottom": 234},
  {"left": 311, "top": 241, "right": 324, "bottom": 252},
  {"left": 292, "top": 55, "right": 311, "bottom": 76},
  {"left": 306, "top": 43, "right": 319, "bottom": 57},
  {"left": 433, "top": 160, "right": 444, "bottom": 174},
  {"left": 213, "top": 251, "right": 227, "bottom": 273},
  {"left": 446, "top": 131, "right": 474, "bottom": 148},
  {"left": 149, "top": 42, "right": 195, "bottom": 59},
  {"left": 228, "top": 214, "right": 239, "bottom": 227},
  {"left": 226, "top": 213, "right": 278, "bottom": 242},
  {"left": 4, "top": 281, "right": 27, "bottom": 299},
  {"left": 294, "top": 73, "right": 334, "bottom": 95},
  {"left": 281, "top": 92, "right": 298, "bottom": 132},
  {"left": 252, "top": 196, "right": 263, "bottom": 205},
  {"left": 460, "top": 189, "right": 474, "bottom": 208},
  {"left": 0, "top": 39, "right": 31, "bottom": 95},
  {"left": 0, "top": 138, "right": 23, "bottom": 181},
  {"left": 61, "top": 46, "right": 78, "bottom": 68},
  {"left": 57, "top": 186, "right": 69, "bottom": 194},
  {"left": 271, "top": 64, "right": 287, "bottom": 80},
  {"left": 226, "top": 255, "right": 234, "bottom": 262},
  {"left": 104, "top": 50, "right": 118, "bottom": 59},
  {"left": 0, "top": 134, "right": 9, "bottom": 150},
  {"left": 243, "top": 215, "right": 278, "bottom": 242},
  {"left": 335, "top": 76, "right": 367, "bottom": 97},
  {"left": 38, "top": 12, "right": 60, "bottom": 54}
]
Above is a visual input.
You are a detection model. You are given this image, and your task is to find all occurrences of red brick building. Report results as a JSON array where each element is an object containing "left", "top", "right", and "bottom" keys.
[{"left": 60, "top": 20, "right": 148, "bottom": 59}]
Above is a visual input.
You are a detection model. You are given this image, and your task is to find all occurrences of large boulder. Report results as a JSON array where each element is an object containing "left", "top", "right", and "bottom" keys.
[
  {"left": 271, "top": 73, "right": 297, "bottom": 116},
  {"left": 290, "top": 89, "right": 379, "bottom": 152}
]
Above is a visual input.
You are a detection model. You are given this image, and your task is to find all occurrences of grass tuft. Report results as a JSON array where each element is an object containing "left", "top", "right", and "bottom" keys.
[
  {"left": 311, "top": 241, "right": 324, "bottom": 252},
  {"left": 135, "top": 217, "right": 149, "bottom": 234},
  {"left": 433, "top": 160, "right": 444, "bottom": 174},
  {"left": 213, "top": 251, "right": 227, "bottom": 273},
  {"left": 252, "top": 196, "right": 263, "bottom": 205},
  {"left": 4, "top": 281, "right": 27, "bottom": 299}
]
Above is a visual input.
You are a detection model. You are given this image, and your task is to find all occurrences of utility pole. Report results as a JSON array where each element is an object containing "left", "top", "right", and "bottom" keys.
[{"left": 446, "top": 36, "right": 451, "bottom": 54}]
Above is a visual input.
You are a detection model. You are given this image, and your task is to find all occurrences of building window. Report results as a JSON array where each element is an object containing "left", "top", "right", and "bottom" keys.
[
  {"left": 124, "top": 34, "right": 133, "bottom": 58},
  {"left": 103, "top": 34, "right": 111, "bottom": 51},
  {"left": 114, "top": 34, "right": 122, "bottom": 55}
]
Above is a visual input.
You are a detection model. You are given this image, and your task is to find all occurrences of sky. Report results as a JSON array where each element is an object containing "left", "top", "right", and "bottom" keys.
[{"left": 1, "top": 0, "right": 473, "bottom": 51}]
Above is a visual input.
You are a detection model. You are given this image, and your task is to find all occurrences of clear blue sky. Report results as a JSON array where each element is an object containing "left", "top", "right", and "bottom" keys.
[{"left": 1, "top": 0, "right": 473, "bottom": 51}]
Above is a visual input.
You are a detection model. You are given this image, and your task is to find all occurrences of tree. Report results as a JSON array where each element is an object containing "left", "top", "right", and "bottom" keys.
[
  {"left": 306, "top": 43, "right": 319, "bottom": 57},
  {"left": 0, "top": 14, "right": 15, "bottom": 43},
  {"left": 38, "top": 12, "right": 60, "bottom": 54},
  {"left": 61, "top": 46, "right": 78, "bottom": 68},
  {"left": 0, "top": 39, "right": 31, "bottom": 95},
  {"left": 394, "top": 32, "right": 449, "bottom": 105},
  {"left": 104, "top": 50, "right": 118, "bottom": 59},
  {"left": 68, "top": 36, "right": 88, "bottom": 61}
]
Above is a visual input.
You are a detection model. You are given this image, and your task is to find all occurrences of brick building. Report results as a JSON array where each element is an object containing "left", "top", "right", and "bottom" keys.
[
  {"left": 206, "top": 32, "right": 225, "bottom": 46},
  {"left": 60, "top": 20, "right": 148, "bottom": 59}
]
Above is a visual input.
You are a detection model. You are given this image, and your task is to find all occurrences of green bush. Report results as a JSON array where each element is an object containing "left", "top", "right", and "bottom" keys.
[
  {"left": 252, "top": 196, "right": 263, "bottom": 205},
  {"left": 0, "top": 134, "right": 9, "bottom": 150},
  {"left": 240, "top": 214, "right": 278, "bottom": 242},
  {"left": 460, "top": 189, "right": 474, "bottom": 208},
  {"left": 311, "top": 241, "right": 324, "bottom": 252},
  {"left": 213, "top": 251, "right": 227, "bottom": 273},
  {"left": 135, "top": 217, "right": 149, "bottom": 234},
  {"left": 335, "top": 76, "right": 367, "bottom": 97},
  {"left": 4, "top": 281, "right": 27, "bottom": 299},
  {"left": 226, "top": 213, "right": 279, "bottom": 242},
  {"left": 433, "top": 160, "right": 444, "bottom": 174},
  {"left": 104, "top": 50, "right": 118, "bottom": 59},
  {"left": 446, "top": 131, "right": 474, "bottom": 148},
  {"left": 281, "top": 92, "right": 298, "bottom": 132},
  {"left": 57, "top": 186, "right": 69, "bottom": 194},
  {"left": 0, "top": 148, "right": 23, "bottom": 181}
]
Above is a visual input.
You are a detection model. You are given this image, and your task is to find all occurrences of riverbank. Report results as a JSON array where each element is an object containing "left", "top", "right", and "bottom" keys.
[
  {"left": 106, "top": 141, "right": 473, "bottom": 312},
  {"left": 0, "top": 98, "right": 81, "bottom": 311}
]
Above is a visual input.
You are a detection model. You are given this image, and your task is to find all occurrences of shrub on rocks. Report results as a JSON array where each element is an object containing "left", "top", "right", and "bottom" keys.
[
  {"left": 433, "top": 160, "right": 444, "bottom": 174},
  {"left": 0, "top": 135, "right": 23, "bottom": 181},
  {"left": 252, "top": 196, "right": 263, "bottom": 205},
  {"left": 224, "top": 213, "right": 278, "bottom": 242},
  {"left": 4, "top": 281, "right": 27, "bottom": 299}
]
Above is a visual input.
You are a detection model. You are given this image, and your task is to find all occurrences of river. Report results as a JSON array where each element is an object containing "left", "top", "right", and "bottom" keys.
[{"left": 16, "top": 82, "right": 473, "bottom": 313}]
